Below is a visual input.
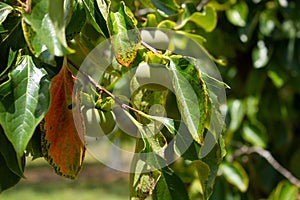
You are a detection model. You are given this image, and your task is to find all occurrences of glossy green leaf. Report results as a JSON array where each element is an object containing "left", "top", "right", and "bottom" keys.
[
  {"left": 267, "top": 70, "right": 284, "bottom": 88},
  {"left": 149, "top": 115, "right": 176, "bottom": 135},
  {"left": 259, "top": 9, "right": 276, "bottom": 36},
  {"left": 133, "top": 123, "right": 169, "bottom": 170},
  {"left": 225, "top": 1, "right": 248, "bottom": 27},
  {"left": 66, "top": 0, "right": 86, "bottom": 41},
  {"left": 0, "top": 153, "right": 23, "bottom": 193},
  {"left": 252, "top": 40, "right": 270, "bottom": 68},
  {"left": 176, "top": 31, "right": 206, "bottom": 46},
  {"left": 228, "top": 99, "right": 246, "bottom": 133},
  {"left": 242, "top": 122, "right": 267, "bottom": 148},
  {"left": 0, "top": 56, "right": 50, "bottom": 159},
  {"left": 0, "top": 126, "right": 24, "bottom": 178},
  {"left": 153, "top": 168, "right": 190, "bottom": 200},
  {"left": 149, "top": 0, "right": 181, "bottom": 17},
  {"left": 157, "top": 20, "right": 176, "bottom": 29},
  {"left": 168, "top": 55, "right": 208, "bottom": 144},
  {"left": 220, "top": 161, "right": 249, "bottom": 192},
  {"left": 82, "top": 0, "right": 106, "bottom": 35},
  {"left": 175, "top": 6, "right": 217, "bottom": 32},
  {"left": 189, "top": 160, "right": 210, "bottom": 199},
  {"left": 268, "top": 181, "right": 298, "bottom": 200},
  {"left": 1, "top": 16, "right": 27, "bottom": 50},
  {"left": 67, "top": 22, "right": 105, "bottom": 66},
  {"left": 245, "top": 96, "right": 259, "bottom": 121},
  {"left": 22, "top": 0, "right": 74, "bottom": 56},
  {"left": 107, "top": 1, "right": 141, "bottom": 67},
  {"left": 0, "top": 48, "right": 17, "bottom": 78},
  {"left": 144, "top": 13, "right": 158, "bottom": 27},
  {"left": 21, "top": 19, "right": 56, "bottom": 66},
  {"left": 26, "top": 127, "right": 43, "bottom": 160},
  {"left": 0, "top": 2, "right": 13, "bottom": 25},
  {"left": 96, "top": 0, "right": 110, "bottom": 20}
]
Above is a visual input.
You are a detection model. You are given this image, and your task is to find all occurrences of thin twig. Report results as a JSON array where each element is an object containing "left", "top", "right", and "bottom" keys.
[
  {"left": 197, "top": 0, "right": 209, "bottom": 11},
  {"left": 67, "top": 59, "right": 142, "bottom": 115},
  {"left": 25, "top": 0, "right": 31, "bottom": 13},
  {"left": 141, "top": 41, "right": 161, "bottom": 57},
  {"left": 17, "top": 0, "right": 31, "bottom": 13},
  {"left": 231, "top": 145, "right": 300, "bottom": 187}
]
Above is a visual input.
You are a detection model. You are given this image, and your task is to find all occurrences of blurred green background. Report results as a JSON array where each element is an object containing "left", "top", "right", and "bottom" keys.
[{"left": 1, "top": 154, "right": 129, "bottom": 200}]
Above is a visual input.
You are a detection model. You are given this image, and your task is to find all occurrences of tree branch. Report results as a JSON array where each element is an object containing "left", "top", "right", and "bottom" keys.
[
  {"left": 141, "top": 41, "right": 161, "bottom": 57},
  {"left": 197, "top": 0, "right": 209, "bottom": 11},
  {"left": 231, "top": 145, "right": 300, "bottom": 187},
  {"left": 67, "top": 59, "right": 143, "bottom": 115}
]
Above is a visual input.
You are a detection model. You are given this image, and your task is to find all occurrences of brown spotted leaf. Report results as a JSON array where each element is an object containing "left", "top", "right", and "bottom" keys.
[
  {"left": 42, "top": 60, "right": 85, "bottom": 179},
  {"left": 107, "top": 2, "right": 141, "bottom": 67}
]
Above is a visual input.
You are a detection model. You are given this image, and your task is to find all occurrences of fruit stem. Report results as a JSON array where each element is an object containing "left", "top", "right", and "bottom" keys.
[{"left": 67, "top": 58, "right": 147, "bottom": 117}]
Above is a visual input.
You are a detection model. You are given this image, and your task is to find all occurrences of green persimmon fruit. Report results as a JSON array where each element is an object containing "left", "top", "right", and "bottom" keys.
[
  {"left": 141, "top": 30, "right": 169, "bottom": 50},
  {"left": 133, "top": 62, "right": 172, "bottom": 91},
  {"left": 113, "top": 107, "right": 138, "bottom": 137},
  {"left": 99, "top": 110, "right": 116, "bottom": 135}
]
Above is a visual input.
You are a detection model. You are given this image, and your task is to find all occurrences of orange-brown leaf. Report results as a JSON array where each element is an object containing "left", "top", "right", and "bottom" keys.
[{"left": 42, "top": 61, "right": 85, "bottom": 179}]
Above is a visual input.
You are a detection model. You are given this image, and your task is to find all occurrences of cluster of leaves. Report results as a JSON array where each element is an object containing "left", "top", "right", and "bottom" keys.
[
  {"left": 0, "top": 0, "right": 228, "bottom": 199},
  {"left": 2, "top": 0, "right": 299, "bottom": 199}
]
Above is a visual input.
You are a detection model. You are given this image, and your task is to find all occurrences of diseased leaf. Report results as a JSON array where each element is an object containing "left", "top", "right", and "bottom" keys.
[
  {"left": 201, "top": 140, "right": 224, "bottom": 198},
  {"left": 127, "top": 117, "right": 163, "bottom": 199},
  {"left": 0, "top": 2, "right": 13, "bottom": 25},
  {"left": 107, "top": 1, "right": 141, "bottom": 67},
  {"left": 21, "top": 19, "right": 56, "bottom": 66},
  {"left": 0, "top": 56, "right": 50, "bottom": 161},
  {"left": 200, "top": 71, "right": 229, "bottom": 131},
  {"left": 167, "top": 55, "right": 208, "bottom": 145},
  {"left": 130, "top": 158, "right": 160, "bottom": 199},
  {"left": 42, "top": 60, "right": 85, "bottom": 179},
  {"left": 22, "top": 0, "right": 74, "bottom": 56}
]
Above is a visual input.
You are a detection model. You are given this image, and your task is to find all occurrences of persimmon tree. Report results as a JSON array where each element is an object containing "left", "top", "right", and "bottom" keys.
[
  {"left": 1, "top": 0, "right": 299, "bottom": 199},
  {"left": 0, "top": 0, "right": 227, "bottom": 199}
]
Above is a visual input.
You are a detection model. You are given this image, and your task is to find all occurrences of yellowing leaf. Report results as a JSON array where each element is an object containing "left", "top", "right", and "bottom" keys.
[
  {"left": 107, "top": 2, "right": 141, "bottom": 67},
  {"left": 42, "top": 61, "right": 85, "bottom": 179}
]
